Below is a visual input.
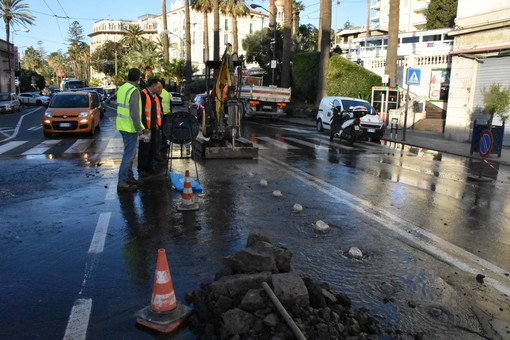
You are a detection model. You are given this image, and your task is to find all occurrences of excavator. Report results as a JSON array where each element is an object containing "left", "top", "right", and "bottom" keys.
[{"left": 193, "top": 44, "right": 258, "bottom": 159}]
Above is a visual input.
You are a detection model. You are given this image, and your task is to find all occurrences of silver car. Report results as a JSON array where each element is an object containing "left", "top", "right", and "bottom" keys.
[{"left": 0, "top": 93, "right": 21, "bottom": 113}]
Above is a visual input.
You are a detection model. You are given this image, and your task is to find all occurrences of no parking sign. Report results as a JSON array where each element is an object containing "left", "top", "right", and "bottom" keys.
[{"left": 479, "top": 130, "right": 493, "bottom": 158}]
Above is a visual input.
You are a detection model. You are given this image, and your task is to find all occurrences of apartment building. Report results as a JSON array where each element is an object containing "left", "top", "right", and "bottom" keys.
[{"left": 370, "top": 0, "right": 430, "bottom": 32}]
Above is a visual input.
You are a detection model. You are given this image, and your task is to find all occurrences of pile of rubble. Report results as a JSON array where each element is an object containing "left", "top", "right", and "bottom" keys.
[{"left": 185, "top": 232, "right": 390, "bottom": 339}]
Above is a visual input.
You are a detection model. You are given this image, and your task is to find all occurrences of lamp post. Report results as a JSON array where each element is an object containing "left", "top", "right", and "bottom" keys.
[
  {"left": 161, "top": 30, "right": 185, "bottom": 59},
  {"left": 10, "top": 28, "right": 30, "bottom": 93},
  {"left": 250, "top": 4, "right": 277, "bottom": 86}
]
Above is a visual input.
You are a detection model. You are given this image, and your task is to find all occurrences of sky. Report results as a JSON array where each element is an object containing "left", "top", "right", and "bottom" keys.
[{"left": 5, "top": 0, "right": 368, "bottom": 56}]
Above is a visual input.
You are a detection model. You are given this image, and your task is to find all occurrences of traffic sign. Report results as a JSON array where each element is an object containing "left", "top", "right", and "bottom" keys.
[
  {"left": 406, "top": 68, "right": 421, "bottom": 85},
  {"left": 479, "top": 130, "right": 493, "bottom": 158}
]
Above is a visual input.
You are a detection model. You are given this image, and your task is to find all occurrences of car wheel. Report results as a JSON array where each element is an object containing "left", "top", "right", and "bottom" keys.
[
  {"left": 36, "top": 100, "right": 42, "bottom": 106},
  {"left": 316, "top": 119, "right": 324, "bottom": 132},
  {"left": 43, "top": 131, "right": 52, "bottom": 138},
  {"left": 88, "top": 123, "right": 96, "bottom": 137}
]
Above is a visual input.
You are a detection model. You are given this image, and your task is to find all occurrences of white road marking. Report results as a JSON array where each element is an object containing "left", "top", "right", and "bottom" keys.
[
  {"left": 88, "top": 212, "right": 111, "bottom": 254},
  {"left": 65, "top": 139, "right": 95, "bottom": 154},
  {"left": 63, "top": 298, "right": 92, "bottom": 340},
  {"left": 27, "top": 125, "right": 42, "bottom": 131},
  {"left": 21, "top": 140, "right": 60, "bottom": 155},
  {"left": 1, "top": 108, "right": 42, "bottom": 142},
  {"left": 257, "top": 136, "right": 299, "bottom": 149},
  {"left": 262, "top": 154, "right": 510, "bottom": 296},
  {"left": 105, "top": 184, "right": 117, "bottom": 201},
  {"left": 284, "top": 137, "right": 328, "bottom": 150},
  {"left": 103, "top": 137, "right": 124, "bottom": 153},
  {"left": 0, "top": 141, "right": 27, "bottom": 154}
]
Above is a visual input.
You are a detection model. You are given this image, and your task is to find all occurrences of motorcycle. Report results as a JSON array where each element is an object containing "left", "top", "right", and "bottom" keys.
[{"left": 329, "top": 99, "right": 368, "bottom": 145}]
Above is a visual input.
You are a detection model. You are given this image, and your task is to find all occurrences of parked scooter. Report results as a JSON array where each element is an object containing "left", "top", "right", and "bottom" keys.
[{"left": 329, "top": 99, "right": 368, "bottom": 145}]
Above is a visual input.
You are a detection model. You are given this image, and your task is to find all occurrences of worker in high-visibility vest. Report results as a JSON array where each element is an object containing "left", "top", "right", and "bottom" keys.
[
  {"left": 160, "top": 83, "right": 173, "bottom": 158},
  {"left": 137, "top": 78, "right": 163, "bottom": 177},
  {"left": 116, "top": 68, "right": 147, "bottom": 191}
]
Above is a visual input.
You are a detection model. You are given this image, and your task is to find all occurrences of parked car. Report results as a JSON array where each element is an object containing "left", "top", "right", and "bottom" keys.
[
  {"left": 42, "top": 91, "right": 102, "bottom": 138},
  {"left": 19, "top": 92, "right": 51, "bottom": 106},
  {"left": 316, "top": 96, "right": 385, "bottom": 140},
  {"left": 0, "top": 93, "right": 21, "bottom": 113},
  {"left": 189, "top": 93, "right": 207, "bottom": 120},
  {"left": 170, "top": 92, "right": 183, "bottom": 106}
]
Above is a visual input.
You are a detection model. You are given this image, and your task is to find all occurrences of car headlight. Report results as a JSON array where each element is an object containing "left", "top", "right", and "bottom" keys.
[
  {"left": 78, "top": 111, "right": 90, "bottom": 118},
  {"left": 44, "top": 111, "right": 53, "bottom": 117}
]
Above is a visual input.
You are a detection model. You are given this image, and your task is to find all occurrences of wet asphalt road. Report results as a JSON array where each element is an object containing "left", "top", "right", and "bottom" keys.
[{"left": 1, "top": 105, "right": 510, "bottom": 339}]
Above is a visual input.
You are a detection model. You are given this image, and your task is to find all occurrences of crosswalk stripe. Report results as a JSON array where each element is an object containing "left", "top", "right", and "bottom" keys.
[
  {"left": 0, "top": 141, "right": 28, "bottom": 154},
  {"left": 313, "top": 136, "right": 358, "bottom": 150},
  {"left": 65, "top": 139, "right": 95, "bottom": 154},
  {"left": 257, "top": 136, "right": 299, "bottom": 149},
  {"left": 103, "top": 137, "right": 124, "bottom": 153},
  {"left": 21, "top": 140, "right": 60, "bottom": 155},
  {"left": 284, "top": 137, "right": 329, "bottom": 150}
]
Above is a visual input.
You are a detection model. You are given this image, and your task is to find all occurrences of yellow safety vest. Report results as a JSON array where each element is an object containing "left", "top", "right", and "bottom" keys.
[
  {"left": 160, "top": 88, "right": 172, "bottom": 115},
  {"left": 116, "top": 83, "right": 142, "bottom": 133}
]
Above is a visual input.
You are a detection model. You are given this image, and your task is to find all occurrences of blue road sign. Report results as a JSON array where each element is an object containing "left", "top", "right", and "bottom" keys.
[
  {"left": 407, "top": 68, "right": 421, "bottom": 85},
  {"left": 479, "top": 130, "right": 493, "bottom": 158}
]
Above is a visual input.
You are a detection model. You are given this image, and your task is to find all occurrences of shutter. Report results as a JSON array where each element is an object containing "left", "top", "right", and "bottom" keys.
[{"left": 473, "top": 56, "right": 510, "bottom": 146}]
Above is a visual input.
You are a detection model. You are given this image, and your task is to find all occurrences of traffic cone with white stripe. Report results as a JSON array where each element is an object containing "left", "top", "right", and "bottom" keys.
[
  {"left": 135, "top": 249, "right": 191, "bottom": 333},
  {"left": 177, "top": 170, "right": 199, "bottom": 212}
]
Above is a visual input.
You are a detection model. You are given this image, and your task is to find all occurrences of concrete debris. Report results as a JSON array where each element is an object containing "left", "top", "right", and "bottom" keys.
[
  {"left": 347, "top": 247, "right": 363, "bottom": 259},
  {"left": 292, "top": 203, "right": 303, "bottom": 213},
  {"left": 313, "top": 220, "right": 330, "bottom": 233},
  {"left": 260, "top": 179, "right": 268, "bottom": 187},
  {"left": 185, "top": 231, "right": 394, "bottom": 339},
  {"left": 247, "top": 171, "right": 255, "bottom": 178},
  {"left": 272, "top": 190, "right": 283, "bottom": 197}
]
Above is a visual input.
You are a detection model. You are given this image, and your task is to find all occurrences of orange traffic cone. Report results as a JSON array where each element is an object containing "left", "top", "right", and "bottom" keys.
[
  {"left": 135, "top": 249, "right": 191, "bottom": 333},
  {"left": 177, "top": 170, "right": 199, "bottom": 212}
]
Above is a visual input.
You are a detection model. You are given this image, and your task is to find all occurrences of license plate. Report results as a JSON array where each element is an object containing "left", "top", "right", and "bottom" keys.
[
  {"left": 354, "top": 125, "right": 360, "bottom": 131},
  {"left": 263, "top": 106, "right": 273, "bottom": 110},
  {"left": 60, "top": 122, "right": 71, "bottom": 127},
  {"left": 367, "top": 128, "right": 375, "bottom": 133}
]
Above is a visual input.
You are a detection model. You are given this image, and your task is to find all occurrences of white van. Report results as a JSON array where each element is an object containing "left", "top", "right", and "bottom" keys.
[{"left": 316, "top": 96, "right": 385, "bottom": 140}]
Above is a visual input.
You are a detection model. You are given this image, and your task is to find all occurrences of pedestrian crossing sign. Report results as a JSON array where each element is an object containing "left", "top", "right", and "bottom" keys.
[{"left": 407, "top": 68, "right": 421, "bottom": 85}]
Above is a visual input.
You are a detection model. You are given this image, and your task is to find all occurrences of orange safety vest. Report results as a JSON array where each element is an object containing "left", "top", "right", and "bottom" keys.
[{"left": 141, "top": 89, "right": 162, "bottom": 128}]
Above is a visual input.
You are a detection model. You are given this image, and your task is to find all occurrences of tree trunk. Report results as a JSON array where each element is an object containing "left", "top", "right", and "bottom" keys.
[
  {"left": 184, "top": 0, "right": 192, "bottom": 94},
  {"left": 5, "top": 22, "right": 12, "bottom": 92},
  {"left": 212, "top": 0, "right": 220, "bottom": 61},
  {"left": 281, "top": 0, "right": 292, "bottom": 88},
  {"left": 316, "top": 0, "right": 331, "bottom": 104},
  {"left": 232, "top": 12, "right": 238, "bottom": 53},
  {"left": 203, "top": 11, "right": 210, "bottom": 61},
  {"left": 292, "top": 10, "right": 299, "bottom": 37},
  {"left": 366, "top": 0, "right": 371, "bottom": 37},
  {"left": 162, "top": 0, "right": 170, "bottom": 62},
  {"left": 385, "top": 0, "right": 399, "bottom": 87}
]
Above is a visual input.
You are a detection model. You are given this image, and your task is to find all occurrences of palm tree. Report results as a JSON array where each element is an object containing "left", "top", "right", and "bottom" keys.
[
  {"left": 212, "top": 0, "right": 220, "bottom": 61},
  {"left": 124, "top": 40, "right": 162, "bottom": 79},
  {"left": 184, "top": 0, "right": 192, "bottom": 94},
  {"left": 316, "top": 0, "right": 331, "bottom": 104},
  {"left": 281, "top": 0, "right": 292, "bottom": 87},
  {"left": 191, "top": 0, "right": 213, "bottom": 61},
  {"left": 162, "top": 0, "right": 169, "bottom": 62},
  {"left": 220, "top": 0, "right": 250, "bottom": 54},
  {"left": 385, "top": 0, "right": 399, "bottom": 87},
  {"left": 122, "top": 24, "right": 144, "bottom": 51},
  {"left": 292, "top": 0, "right": 304, "bottom": 37},
  {"left": 0, "top": 0, "right": 35, "bottom": 91}
]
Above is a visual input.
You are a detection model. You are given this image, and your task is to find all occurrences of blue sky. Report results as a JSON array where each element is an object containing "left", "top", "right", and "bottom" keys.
[{"left": 6, "top": 0, "right": 367, "bottom": 55}]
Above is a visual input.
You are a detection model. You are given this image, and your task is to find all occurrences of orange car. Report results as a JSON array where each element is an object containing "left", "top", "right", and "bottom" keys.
[{"left": 42, "top": 91, "right": 102, "bottom": 137}]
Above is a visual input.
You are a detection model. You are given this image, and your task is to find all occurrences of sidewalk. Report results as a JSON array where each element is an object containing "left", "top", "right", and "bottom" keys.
[{"left": 281, "top": 116, "right": 510, "bottom": 166}]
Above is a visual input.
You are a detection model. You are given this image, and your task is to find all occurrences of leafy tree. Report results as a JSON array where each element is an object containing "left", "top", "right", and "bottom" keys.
[
  {"left": 242, "top": 29, "right": 282, "bottom": 85},
  {"left": 425, "top": 0, "right": 458, "bottom": 29},
  {"left": 294, "top": 24, "right": 318, "bottom": 52},
  {"left": 90, "top": 41, "right": 126, "bottom": 76},
  {"left": 482, "top": 83, "right": 510, "bottom": 124},
  {"left": 160, "top": 58, "right": 186, "bottom": 85},
  {"left": 19, "top": 69, "right": 45, "bottom": 92},
  {"left": 21, "top": 46, "right": 43, "bottom": 72},
  {"left": 67, "top": 21, "right": 89, "bottom": 80},
  {"left": 123, "top": 39, "right": 162, "bottom": 79},
  {"left": 0, "top": 0, "right": 35, "bottom": 90}
]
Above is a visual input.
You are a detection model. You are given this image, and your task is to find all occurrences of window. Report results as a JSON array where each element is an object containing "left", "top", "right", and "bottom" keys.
[
  {"left": 250, "top": 23, "right": 253, "bottom": 34},
  {"left": 422, "top": 35, "right": 441, "bottom": 42},
  {"left": 224, "top": 34, "right": 229, "bottom": 44},
  {"left": 225, "top": 19, "right": 229, "bottom": 30},
  {"left": 402, "top": 36, "right": 419, "bottom": 43}
]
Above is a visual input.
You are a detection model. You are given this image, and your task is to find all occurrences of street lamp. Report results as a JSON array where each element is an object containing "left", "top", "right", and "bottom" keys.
[
  {"left": 161, "top": 30, "right": 185, "bottom": 59},
  {"left": 250, "top": 3, "right": 277, "bottom": 86}
]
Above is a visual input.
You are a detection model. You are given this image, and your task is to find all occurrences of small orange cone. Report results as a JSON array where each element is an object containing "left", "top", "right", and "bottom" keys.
[
  {"left": 177, "top": 170, "right": 199, "bottom": 212},
  {"left": 135, "top": 249, "right": 191, "bottom": 333}
]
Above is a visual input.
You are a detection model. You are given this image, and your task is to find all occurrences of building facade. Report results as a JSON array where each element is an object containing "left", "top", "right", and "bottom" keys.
[
  {"left": 370, "top": 0, "right": 430, "bottom": 32},
  {"left": 445, "top": 0, "right": 510, "bottom": 142}
]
